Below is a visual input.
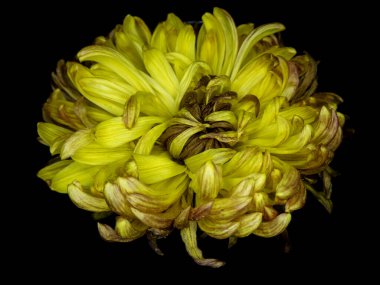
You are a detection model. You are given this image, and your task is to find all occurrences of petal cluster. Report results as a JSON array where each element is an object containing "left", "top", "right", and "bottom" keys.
[{"left": 37, "top": 8, "right": 344, "bottom": 267}]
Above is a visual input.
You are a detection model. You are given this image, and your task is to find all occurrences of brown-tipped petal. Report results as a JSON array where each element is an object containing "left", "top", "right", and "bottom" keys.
[
  {"left": 285, "top": 183, "right": 306, "bottom": 212},
  {"left": 98, "top": 222, "right": 133, "bottom": 242},
  {"left": 104, "top": 182, "right": 134, "bottom": 218},
  {"left": 123, "top": 95, "right": 140, "bottom": 129},
  {"left": 190, "top": 201, "right": 214, "bottom": 221},
  {"left": 67, "top": 181, "right": 110, "bottom": 212},
  {"left": 254, "top": 213, "right": 291, "bottom": 237},
  {"left": 193, "top": 160, "right": 222, "bottom": 201},
  {"left": 174, "top": 206, "right": 191, "bottom": 229},
  {"left": 235, "top": 212, "right": 263, "bottom": 237},
  {"left": 209, "top": 197, "right": 251, "bottom": 221},
  {"left": 180, "top": 221, "right": 225, "bottom": 268}
]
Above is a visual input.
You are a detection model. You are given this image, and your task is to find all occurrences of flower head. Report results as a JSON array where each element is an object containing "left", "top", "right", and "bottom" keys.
[{"left": 38, "top": 7, "right": 344, "bottom": 267}]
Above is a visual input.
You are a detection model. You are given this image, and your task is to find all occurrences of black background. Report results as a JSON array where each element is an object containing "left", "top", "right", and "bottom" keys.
[{"left": 7, "top": 0, "right": 373, "bottom": 281}]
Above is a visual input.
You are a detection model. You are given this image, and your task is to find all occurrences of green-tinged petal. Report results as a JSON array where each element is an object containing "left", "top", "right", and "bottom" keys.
[
  {"left": 122, "top": 15, "right": 151, "bottom": 46},
  {"left": 246, "top": 116, "right": 290, "bottom": 147},
  {"left": 204, "top": 111, "right": 237, "bottom": 128},
  {"left": 192, "top": 160, "right": 222, "bottom": 201},
  {"left": 151, "top": 23, "right": 167, "bottom": 52},
  {"left": 123, "top": 95, "right": 140, "bottom": 129},
  {"left": 143, "top": 48, "right": 179, "bottom": 98},
  {"left": 197, "top": 12, "right": 225, "bottom": 74},
  {"left": 134, "top": 122, "right": 170, "bottom": 155},
  {"left": 169, "top": 125, "right": 206, "bottom": 159},
  {"left": 213, "top": 7, "right": 238, "bottom": 75},
  {"left": 231, "top": 54, "right": 274, "bottom": 97},
  {"left": 254, "top": 213, "right": 291, "bottom": 237},
  {"left": 185, "top": 148, "right": 236, "bottom": 173},
  {"left": 72, "top": 142, "right": 132, "bottom": 165},
  {"left": 235, "top": 212, "right": 263, "bottom": 237},
  {"left": 181, "top": 221, "right": 225, "bottom": 268},
  {"left": 37, "top": 160, "right": 72, "bottom": 184},
  {"left": 223, "top": 147, "right": 262, "bottom": 177},
  {"left": 230, "top": 178, "right": 255, "bottom": 197},
  {"left": 133, "top": 153, "right": 186, "bottom": 184},
  {"left": 177, "top": 62, "right": 211, "bottom": 107},
  {"left": 231, "top": 23, "right": 285, "bottom": 80},
  {"left": 37, "top": 122, "right": 73, "bottom": 155},
  {"left": 61, "top": 129, "right": 94, "bottom": 159},
  {"left": 175, "top": 24, "right": 195, "bottom": 61},
  {"left": 77, "top": 45, "right": 154, "bottom": 93},
  {"left": 95, "top": 116, "right": 165, "bottom": 148},
  {"left": 68, "top": 181, "right": 110, "bottom": 212},
  {"left": 51, "top": 162, "right": 102, "bottom": 193}
]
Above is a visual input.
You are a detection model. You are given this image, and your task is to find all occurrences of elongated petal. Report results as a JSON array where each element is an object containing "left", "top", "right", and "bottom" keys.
[
  {"left": 37, "top": 122, "right": 73, "bottom": 155},
  {"left": 143, "top": 48, "right": 179, "bottom": 98},
  {"left": 37, "top": 160, "right": 72, "bottom": 184},
  {"left": 231, "top": 23, "right": 285, "bottom": 80},
  {"left": 51, "top": 162, "right": 102, "bottom": 193},
  {"left": 72, "top": 142, "right": 132, "bottom": 165},
  {"left": 198, "top": 218, "right": 239, "bottom": 239},
  {"left": 181, "top": 221, "right": 225, "bottom": 268},
  {"left": 95, "top": 116, "right": 164, "bottom": 148},
  {"left": 185, "top": 148, "right": 236, "bottom": 173}
]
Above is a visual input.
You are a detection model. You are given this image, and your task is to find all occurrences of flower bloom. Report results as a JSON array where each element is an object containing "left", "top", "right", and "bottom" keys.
[{"left": 37, "top": 8, "right": 344, "bottom": 267}]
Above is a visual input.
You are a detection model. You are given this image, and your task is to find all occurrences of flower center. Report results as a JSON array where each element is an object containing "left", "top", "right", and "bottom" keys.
[{"left": 159, "top": 75, "right": 238, "bottom": 160}]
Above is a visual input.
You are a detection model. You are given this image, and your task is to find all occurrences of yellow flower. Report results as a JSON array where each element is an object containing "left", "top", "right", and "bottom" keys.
[{"left": 37, "top": 7, "right": 344, "bottom": 267}]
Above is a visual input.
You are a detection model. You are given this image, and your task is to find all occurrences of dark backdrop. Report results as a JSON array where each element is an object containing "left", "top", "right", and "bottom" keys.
[{"left": 9, "top": 0, "right": 372, "bottom": 282}]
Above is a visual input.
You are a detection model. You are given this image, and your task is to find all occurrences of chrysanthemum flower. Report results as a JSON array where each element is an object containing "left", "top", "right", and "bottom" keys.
[{"left": 37, "top": 7, "right": 344, "bottom": 267}]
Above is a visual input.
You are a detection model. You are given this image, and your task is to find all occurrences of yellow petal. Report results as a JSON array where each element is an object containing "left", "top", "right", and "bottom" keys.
[
  {"left": 37, "top": 160, "right": 72, "bottom": 184},
  {"left": 143, "top": 48, "right": 179, "bottom": 99},
  {"left": 51, "top": 162, "right": 102, "bottom": 193},
  {"left": 72, "top": 142, "right": 132, "bottom": 165},
  {"left": 134, "top": 122, "right": 170, "bottom": 155},
  {"left": 175, "top": 24, "right": 195, "bottom": 61},
  {"left": 185, "top": 148, "right": 236, "bottom": 173},
  {"left": 133, "top": 153, "right": 186, "bottom": 184},
  {"left": 213, "top": 7, "right": 238, "bottom": 75},
  {"left": 77, "top": 45, "right": 154, "bottom": 93},
  {"left": 223, "top": 147, "right": 263, "bottom": 177},
  {"left": 231, "top": 23, "right": 285, "bottom": 80},
  {"left": 123, "top": 95, "right": 140, "bottom": 129},
  {"left": 37, "top": 122, "right": 73, "bottom": 155},
  {"left": 169, "top": 125, "right": 206, "bottom": 159},
  {"left": 95, "top": 116, "right": 165, "bottom": 148},
  {"left": 122, "top": 15, "right": 151, "bottom": 46}
]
